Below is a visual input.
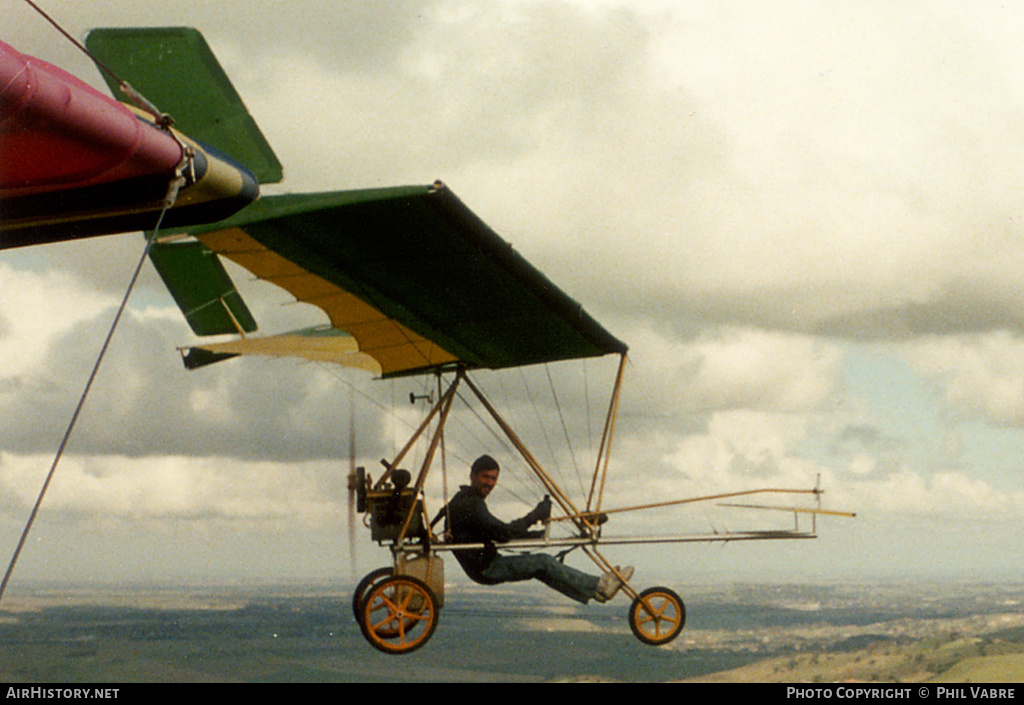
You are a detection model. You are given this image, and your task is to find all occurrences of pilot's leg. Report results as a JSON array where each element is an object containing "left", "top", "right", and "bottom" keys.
[{"left": 479, "top": 553, "right": 600, "bottom": 604}]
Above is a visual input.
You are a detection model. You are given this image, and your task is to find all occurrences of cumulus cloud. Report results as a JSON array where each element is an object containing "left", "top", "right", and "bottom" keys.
[
  {"left": 903, "top": 331, "right": 1024, "bottom": 426},
  {"left": 847, "top": 465, "right": 1024, "bottom": 520},
  {"left": 0, "top": 452, "right": 342, "bottom": 525},
  {"left": 0, "top": 263, "right": 116, "bottom": 379},
  {"left": 637, "top": 326, "right": 845, "bottom": 415}
]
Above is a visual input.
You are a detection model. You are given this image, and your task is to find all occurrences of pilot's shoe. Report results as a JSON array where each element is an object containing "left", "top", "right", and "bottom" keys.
[{"left": 594, "top": 565, "right": 634, "bottom": 602}]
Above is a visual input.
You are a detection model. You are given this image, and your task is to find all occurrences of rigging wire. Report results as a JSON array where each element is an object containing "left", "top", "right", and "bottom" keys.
[
  {"left": 21, "top": 0, "right": 117, "bottom": 78},
  {"left": 309, "top": 363, "right": 528, "bottom": 506},
  {"left": 20, "top": 0, "right": 170, "bottom": 124},
  {"left": 544, "top": 364, "right": 588, "bottom": 499},
  {"left": 448, "top": 387, "right": 534, "bottom": 505},
  {"left": 312, "top": 362, "right": 472, "bottom": 472},
  {"left": 434, "top": 372, "right": 451, "bottom": 537},
  {"left": 514, "top": 367, "right": 560, "bottom": 489},
  {"left": 0, "top": 181, "right": 185, "bottom": 606}
]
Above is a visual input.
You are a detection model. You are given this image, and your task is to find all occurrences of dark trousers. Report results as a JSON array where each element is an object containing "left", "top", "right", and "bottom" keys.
[{"left": 479, "top": 553, "right": 599, "bottom": 604}]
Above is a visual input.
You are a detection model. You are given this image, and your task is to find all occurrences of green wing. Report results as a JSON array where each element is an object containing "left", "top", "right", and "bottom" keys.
[{"left": 158, "top": 183, "right": 627, "bottom": 377}]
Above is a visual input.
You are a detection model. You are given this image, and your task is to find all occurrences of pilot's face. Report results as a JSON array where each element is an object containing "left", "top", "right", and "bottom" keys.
[{"left": 470, "top": 468, "right": 500, "bottom": 498}]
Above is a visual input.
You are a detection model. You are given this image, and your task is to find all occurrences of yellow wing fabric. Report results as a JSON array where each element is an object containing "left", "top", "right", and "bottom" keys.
[
  {"left": 178, "top": 325, "right": 380, "bottom": 373},
  {"left": 193, "top": 225, "right": 457, "bottom": 376}
]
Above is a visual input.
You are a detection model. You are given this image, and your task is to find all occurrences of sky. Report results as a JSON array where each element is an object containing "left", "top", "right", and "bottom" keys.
[{"left": 2, "top": 0, "right": 1024, "bottom": 594}]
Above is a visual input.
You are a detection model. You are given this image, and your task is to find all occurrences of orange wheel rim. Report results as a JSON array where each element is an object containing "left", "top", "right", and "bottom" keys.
[
  {"left": 363, "top": 577, "right": 437, "bottom": 653},
  {"left": 629, "top": 588, "right": 685, "bottom": 646},
  {"left": 636, "top": 593, "right": 681, "bottom": 639}
]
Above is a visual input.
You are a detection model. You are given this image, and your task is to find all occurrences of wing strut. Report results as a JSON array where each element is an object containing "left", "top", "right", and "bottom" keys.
[
  {"left": 371, "top": 363, "right": 627, "bottom": 548},
  {"left": 587, "top": 352, "right": 628, "bottom": 516}
]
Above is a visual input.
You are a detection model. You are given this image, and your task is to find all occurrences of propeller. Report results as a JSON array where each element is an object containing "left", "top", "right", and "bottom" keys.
[
  {"left": 346, "top": 385, "right": 358, "bottom": 577},
  {"left": 345, "top": 384, "right": 429, "bottom": 576}
]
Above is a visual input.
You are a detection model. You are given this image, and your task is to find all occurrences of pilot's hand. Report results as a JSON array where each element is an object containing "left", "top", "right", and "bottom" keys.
[{"left": 534, "top": 495, "right": 552, "bottom": 522}]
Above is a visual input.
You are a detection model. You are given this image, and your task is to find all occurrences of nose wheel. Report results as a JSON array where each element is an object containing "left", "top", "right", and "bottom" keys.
[{"left": 628, "top": 586, "right": 686, "bottom": 646}]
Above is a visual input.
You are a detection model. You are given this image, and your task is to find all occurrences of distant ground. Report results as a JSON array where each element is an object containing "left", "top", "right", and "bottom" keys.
[
  {"left": 681, "top": 633, "right": 1024, "bottom": 683},
  {"left": 0, "top": 580, "right": 1021, "bottom": 683},
  {"left": 676, "top": 583, "right": 1024, "bottom": 683}
]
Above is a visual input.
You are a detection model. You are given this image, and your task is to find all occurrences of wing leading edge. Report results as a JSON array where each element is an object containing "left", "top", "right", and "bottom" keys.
[{"left": 157, "top": 182, "right": 627, "bottom": 378}]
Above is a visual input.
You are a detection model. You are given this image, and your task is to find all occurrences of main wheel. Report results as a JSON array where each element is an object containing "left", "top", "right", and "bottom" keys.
[
  {"left": 353, "top": 567, "right": 422, "bottom": 639},
  {"left": 352, "top": 567, "right": 393, "bottom": 621},
  {"left": 628, "top": 586, "right": 686, "bottom": 646},
  {"left": 359, "top": 575, "right": 439, "bottom": 654}
]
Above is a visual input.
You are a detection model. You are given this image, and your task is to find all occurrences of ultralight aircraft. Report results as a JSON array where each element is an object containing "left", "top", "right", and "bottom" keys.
[{"left": 0, "top": 17, "right": 853, "bottom": 655}]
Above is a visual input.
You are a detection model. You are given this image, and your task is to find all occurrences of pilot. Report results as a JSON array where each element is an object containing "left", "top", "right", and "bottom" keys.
[{"left": 438, "top": 454, "right": 633, "bottom": 604}]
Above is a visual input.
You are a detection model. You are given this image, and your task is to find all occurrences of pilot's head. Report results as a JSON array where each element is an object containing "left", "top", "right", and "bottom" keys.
[{"left": 470, "top": 454, "right": 500, "bottom": 498}]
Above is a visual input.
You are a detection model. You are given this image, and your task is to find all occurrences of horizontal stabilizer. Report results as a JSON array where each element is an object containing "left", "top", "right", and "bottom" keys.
[
  {"left": 181, "top": 348, "right": 240, "bottom": 370},
  {"left": 718, "top": 502, "right": 857, "bottom": 518},
  {"left": 182, "top": 326, "right": 380, "bottom": 373}
]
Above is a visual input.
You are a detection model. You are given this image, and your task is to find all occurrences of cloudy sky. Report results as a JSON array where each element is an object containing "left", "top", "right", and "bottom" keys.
[{"left": 3, "top": 0, "right": 1024, "bottom": 593}]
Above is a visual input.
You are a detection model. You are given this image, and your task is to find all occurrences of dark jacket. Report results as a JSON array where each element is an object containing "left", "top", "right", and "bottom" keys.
[{"left": 443, "top": 486, "right": 541, "bottom": 584}]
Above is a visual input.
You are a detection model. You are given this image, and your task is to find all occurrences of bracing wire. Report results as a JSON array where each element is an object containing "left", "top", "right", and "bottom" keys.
[
  {"left": 515, "top": 367, "right": 558, "bottom": 483},
  {"left": 310, "top": 363, "right": 526, "bottom": 505},
  {"left": 20, "top": 0, "right": 168, "bottom": 123},
  {"left": 544, "top": 365, "right": 587, "bottom": 499},
  {"left": 582, "top": 358, "right": 594, "bottom": 468},
  {"left": 21, "top": 0, "right": 116, "bottom": 78},
  {"left": 0, "top": 202, "right": 179, "bottom": 606}
]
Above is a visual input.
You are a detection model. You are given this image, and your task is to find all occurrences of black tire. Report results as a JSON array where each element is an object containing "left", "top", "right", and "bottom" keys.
[
  {"left": 351, "top": 567, "right": 393, "bottom": 621},
  {"left": 628, "top": 586, "right": 686, "bottom": 646}
]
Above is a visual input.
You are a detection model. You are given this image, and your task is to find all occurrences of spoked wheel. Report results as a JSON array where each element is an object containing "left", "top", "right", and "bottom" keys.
[
  {"left": 353, "top": 568, "right": 420, "bottom": 639},
  {"left": 359, "top": 575, "right": 439, "bottom": 654},
  {"left": 628, "top": 586, "right": 686, "bottom": 646}
]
